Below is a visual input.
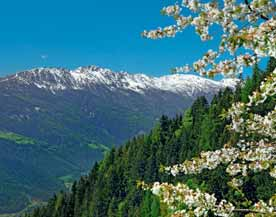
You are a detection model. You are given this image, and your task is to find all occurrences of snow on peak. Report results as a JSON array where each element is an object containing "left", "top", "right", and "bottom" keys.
[{"left": 7, "top": 66, "right": 238, "bottom": 95}]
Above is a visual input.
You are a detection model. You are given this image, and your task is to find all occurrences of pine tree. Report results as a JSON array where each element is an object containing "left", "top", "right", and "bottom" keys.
[{"left": 266, "top": 57, "right": 276, "bottom": 75}]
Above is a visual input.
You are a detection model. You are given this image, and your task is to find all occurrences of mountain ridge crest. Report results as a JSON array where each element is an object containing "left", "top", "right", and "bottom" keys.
[{"left": 0, "top": 66, "right": 238, "bottom": 94}]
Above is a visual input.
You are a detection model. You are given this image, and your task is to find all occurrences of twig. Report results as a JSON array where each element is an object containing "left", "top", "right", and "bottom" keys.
[{"left": 244, "top": 0, "right": 269, "bottom": 21}]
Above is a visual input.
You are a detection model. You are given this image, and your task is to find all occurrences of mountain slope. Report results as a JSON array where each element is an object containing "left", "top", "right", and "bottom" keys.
[{"left": 0, "top": 66, "right": 236, "bottom": 214}]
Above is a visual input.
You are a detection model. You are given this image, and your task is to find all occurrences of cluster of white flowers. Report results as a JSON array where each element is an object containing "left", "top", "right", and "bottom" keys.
[
  {"left": 141, "top": 182, "right": 236, "bottom": 217},
  {"left": 163, "top": 140, "right": 275, "bottom": 178},
  {"left": 176, "top": 16, "right": 193, "bottom": 29},
  {"left": 251, "top": 200, "right": 275, "bottom": 215},
  {"left": 161, "top": 5, "right": 182, "bottom": 16},
  {"left": 142, "top": 0, "right": 276, "bottom": 75},
  {"left": 141, "top": 180, "right": 276, "bottom": 216},
  {"left": 164, "top": 147, "right": 239, "bottom": 176},
  {"left": 249, "top": 69, "right": 276, "bottom": 106},
  {"left": 142, "top": 26, "right": 179, "bottom": 39},
  {"left": 245, "top": 108, "right": 276, "bottom": 139},
  {"left": 227, "top": 141, "right": 276, "bottom": 175},
  {"left": 270, "top": 166, "right": 276, "bottom": 178},
  {"left": 228, "top": 69, "right": 276, "bottom": 139},
  {"left": 141, "top": 0, "right": 276, "bottom": 215},
  {"left": 236, "top": 19, "right": 276, "bottom": 58},
  {"left": 228, "top": 177, "right": 244, "bottom": 188},
  {"left": 215, "top": 200, "right": 235, "bottom": 217}
]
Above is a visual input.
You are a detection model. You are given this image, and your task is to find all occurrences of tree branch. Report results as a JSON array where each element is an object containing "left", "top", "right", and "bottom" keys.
[
  {"left": 234, "top": 208, "right": 267, "bottom": 214},
  {"left": 233, "top": 207, "right": 276, "bottom": 214},
  {"left": 244, "top": 0, "right": 269, "bottom": 20}
]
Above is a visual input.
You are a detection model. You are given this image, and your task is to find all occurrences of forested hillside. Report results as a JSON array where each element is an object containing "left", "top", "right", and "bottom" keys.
[{"left": 25, "top": 58, "right": 276, "bottom": 217}]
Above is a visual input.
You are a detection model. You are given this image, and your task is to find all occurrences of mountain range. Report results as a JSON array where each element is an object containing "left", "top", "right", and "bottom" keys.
[{"left": 0, "top": 66, "right": 237, "bottom": 214}]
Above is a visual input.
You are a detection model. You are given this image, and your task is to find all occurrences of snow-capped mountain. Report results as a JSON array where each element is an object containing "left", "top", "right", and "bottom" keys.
[
  {"left": 1, "top": 66, "right": 237, "bottom": 95},
  {"left": 0, "top": 65, "right": 238, "bottom": 148}
]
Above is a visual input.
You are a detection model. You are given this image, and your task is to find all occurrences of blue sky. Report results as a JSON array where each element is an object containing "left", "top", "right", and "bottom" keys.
[{"left": 0, "top": 0, "right": 256, "bottom": 77}]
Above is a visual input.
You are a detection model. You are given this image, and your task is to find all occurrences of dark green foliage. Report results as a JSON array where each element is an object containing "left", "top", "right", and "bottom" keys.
[
  {"left": 241, "top": 65, "right": 261, "bottom": 103},
  {"left": 266, "top": 57, "right": 276, "bottom": 76},
  {"left": 24, "top": 64, "right": 276, "bottom": 217},
  {"left": 141, "top": 192, "right": 160, "bottom": 217}
]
